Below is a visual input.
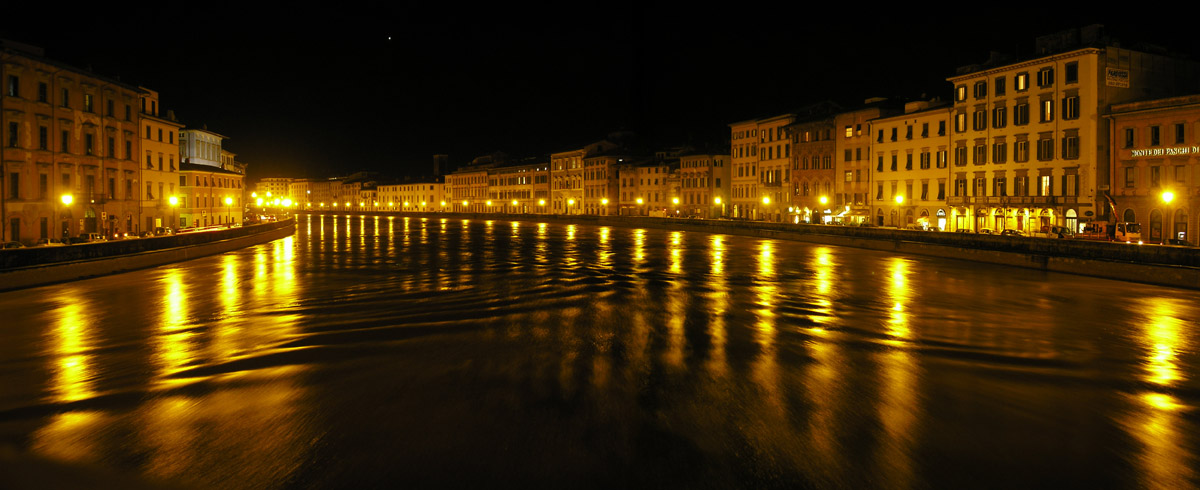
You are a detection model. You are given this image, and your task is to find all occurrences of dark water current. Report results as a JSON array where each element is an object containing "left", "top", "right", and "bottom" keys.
[{"left": 0, "top": 214, "right": 1198, "bottom": 489}]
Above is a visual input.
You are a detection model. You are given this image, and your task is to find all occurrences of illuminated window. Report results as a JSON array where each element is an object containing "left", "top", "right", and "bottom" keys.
[
  {"left": 955, "top": 112, "right": 966, "bottom": 132},
  {"left": 845, "top": 125, "right": 853, "bottom": 138},
  {"left": 956, "top": 85, "right": 967, "bottom": 102},
  {"left": 83, "top": 93, "right": 93, "bottom": 112},
  {"left": 1015, "top": 73, "right": 1029, "bottom": 92},
  {"left": 1038, "top": 175, "right": 1052, "bottom": 196},
  {"left": 1040, "top": 99, "right": 1054, "bottom": 123}
]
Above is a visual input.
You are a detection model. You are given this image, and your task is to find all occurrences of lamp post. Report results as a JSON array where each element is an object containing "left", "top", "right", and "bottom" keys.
[
  {"left": 762, "top": 196, "right": 770, "bottom": 222},
  {"left": 819, "top": 195, "right": 829, "bottom": 224},
  {"left": 1162, "top": 190, "right": 1175, "bottom": 244},
  {"left": 224, "top": 196, "right": 233, "bottom": 226},
  {"left": 168, "top": 195, "right": 178, "bottom": 231},
  {"left": 713, "top": 196, "right": 722, "bottom": 219},
  {"left": 60, "top": 194, "right": 74, "bottom": 238},
  {"left": 567, "top": 198, "right": 575, "bottom": 216},
  {"left": 672, "top": 197, "right": 680, "bottom": 217},
  {"left": 600, "top": 198, "right": 608, "bottom": 216},
  {"left": 894, "top": 194, "right": 905, "bottom": 227},
  {"left": 636, "top": 197, "right": 644, "bottom": 216}
]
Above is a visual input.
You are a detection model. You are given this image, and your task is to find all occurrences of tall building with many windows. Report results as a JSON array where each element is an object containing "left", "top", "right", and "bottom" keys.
[
  {"left": 946, "top": 26, "right": 1199, "bottom": 233},
  {"left": 869, "top": 99, "right": 952, "bottom": 228},
  {"left": 1108, "top": 94, "right": 1200, "bottom": 244},
  {"left": 1, "top": 40, "right": 143, "bottom": 242},
  {"left": 139, "top": 88, "right": 184, "bottom": 231}
]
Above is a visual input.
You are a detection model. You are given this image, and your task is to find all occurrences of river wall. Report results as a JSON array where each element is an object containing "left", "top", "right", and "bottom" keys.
[
  {"left": 304, "top": 211, "right": 1200, "bottom": 290},
  {"left": 0, "top": 220, "right": 295, "bottom": 292}
]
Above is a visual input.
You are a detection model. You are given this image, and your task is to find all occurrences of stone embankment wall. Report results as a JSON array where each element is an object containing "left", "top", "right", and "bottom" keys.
[{"left": 0, "top": 220, "right": 295, "bottom": 291}]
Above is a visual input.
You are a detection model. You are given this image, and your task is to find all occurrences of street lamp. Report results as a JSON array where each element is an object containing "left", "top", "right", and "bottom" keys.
[
  {"left": 600, "top": 198, "right": 608, "bottom": 215},
  {"left": 714, "top": 196, "right": 723, "bottom": 219},
  {"left": 225, "top": 196, "right": 233, "bottom": 225},
  {"left": 894, "top": 194, "right": 905, "bottom": 227},
  {"left": 168, "top": 195, "right": 178, "bottom": 231},
  {"left": 59, "top": 194, "right": 74, "bottom": 238},
  {"left": 567, "top": 198, "right": 575, "bottom": 215},
  {"left": 1162, "top": 190, "right": 1176, "bottom": 243}
]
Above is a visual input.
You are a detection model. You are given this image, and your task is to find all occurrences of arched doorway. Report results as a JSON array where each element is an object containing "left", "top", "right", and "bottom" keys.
[
  {"left": 1066, "top": 209, "right": 1078, "bottom": 233},
  {"left": 877, "top": 209, "right": 884, "bottom": 227},
  {"left": 1039, "top": 209, "right": 1052, "bottom": 232},
  {"left": 84, "top": 207, "right": 97, "bottom": 234},
  {"left": 1175, "top": 209, "right": 1189, "bottom": 242},
  {"left": 936, "top": 209, "right": 947, "bottom": 231},
  {"left": 1150, "top": 209, "right": 1163, "bottom": 242},
  {"left": 975, "top": 208, "right": 988, "bottom": 231},
  {"left": 1123, "top": 208, "right": 1136, "bottom": 224}
]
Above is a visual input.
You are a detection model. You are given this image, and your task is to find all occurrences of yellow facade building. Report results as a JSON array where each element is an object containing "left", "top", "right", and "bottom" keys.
[
  {"left": 869, "top": 100, "right": 952, "bottom": 228},
  {"left": 138, "top": 88, "right": 184, "bottom": 231}
]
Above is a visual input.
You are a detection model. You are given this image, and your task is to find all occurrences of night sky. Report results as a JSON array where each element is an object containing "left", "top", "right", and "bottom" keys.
[{"left": 5, "top": 7, "right": 1198, "bottom": 182}]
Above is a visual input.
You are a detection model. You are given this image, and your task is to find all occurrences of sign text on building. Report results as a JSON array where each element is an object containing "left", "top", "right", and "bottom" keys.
[{"left": 1130, "top": 146, "right": 1200, "bottom": 157}]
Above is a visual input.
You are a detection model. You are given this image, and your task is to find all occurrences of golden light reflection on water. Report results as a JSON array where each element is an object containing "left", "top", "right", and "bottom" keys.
[
  {"left": 566, "top": 224, "right": 576, "bottom": 241},
  {"left": 46, "top": 290, "right": 95, "bottom": 403},
  {"left": 155, "top": 268, "right": 194, "bottom": 388},
  {"left": 705, "top": 235, "right": 728, "bottom": 378},
  {"left": 213, "top": 254, "right": 243, "bottom": 362},
  {"left": 632, "top": 229, "right": 646, "bottom": 266},
  {"left": 1137, "top": 298, "right": 1186, "bottom": 387},
  {"left": 884, "top": 257, "right": 912, "bottom": 344},
  {"left": 873, "top": 348, "right": 919, "bottom": 487},
  {"left": 809, "top": 247, "right": 835, "bottom": 329},
  {"left": 597, "top": 226, "right": 612, "bottom": 270},
  {"left": 669, "top": 231, "right": 683, "bottom": 275},
  {"left": 31, "top": 411, "right": 109, "bottom": 464},
  {"left": 1121, "top": 297, "right": 1196, "bottom": 489},
  {"left": 752, "top": 241, "right": 781, "bottom": 412}
]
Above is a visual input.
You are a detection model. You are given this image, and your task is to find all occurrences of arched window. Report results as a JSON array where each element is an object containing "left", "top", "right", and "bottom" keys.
[
  {"left": 1150, "top": 209, "right": 1163, "bottom": 241},
  {"left": 1123, "top": 209, "right": 1135, "bottom": 224},
  {"left": 1174, "top": 209, "right": 1189, "bottom": 242},
  {"left": 1066, "top": 209, "right": 1078, "bottom": 233}
]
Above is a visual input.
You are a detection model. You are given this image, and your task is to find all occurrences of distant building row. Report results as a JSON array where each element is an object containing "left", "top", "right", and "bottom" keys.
[{"left": 0, "top": 40, "right": 246, "bottom": 244}]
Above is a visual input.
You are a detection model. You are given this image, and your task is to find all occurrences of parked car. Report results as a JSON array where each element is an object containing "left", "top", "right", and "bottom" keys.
[
  {"left": 978, "top": 228, "right": 995, "bottom": 235},
  {"left": 1, "top": 241, "right": 25, "bottom": 249},
  {"left": 73, "top": 233, "right": 105, "bottom": 243},
  {"left": 1166, "top": 238, "right": 1195, "bottom": 247},
  {"left": 154, "top": 227, "right": 175, "bottom": 236},
  {"left": 1000, "top": 229, "right": 1026, "bottom": 237},
  {"left": 34, "top": 238, "right": 67, "bottom": 247}
]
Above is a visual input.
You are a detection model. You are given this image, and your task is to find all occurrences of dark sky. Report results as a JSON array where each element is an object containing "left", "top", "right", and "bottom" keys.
[{"left": 5, "top": 7, "right": 1198, "bottom": 182}]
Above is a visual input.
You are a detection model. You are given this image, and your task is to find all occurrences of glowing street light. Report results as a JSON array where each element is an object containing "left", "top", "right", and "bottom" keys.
[
  {"left": 567, "top": 198, "right": 575, "bottom": 215},
  {"left": 819, "top": 196, "right": 828, "bottom": 206},
  {"left": 225, "top": 196, "right": 233, "bottom": 225},
  {"left": 1162, "top": 190, "right": 1175, "bottom": 204},
  {"left": 168, "top": 195, "right": 178, "bottom": 230}
]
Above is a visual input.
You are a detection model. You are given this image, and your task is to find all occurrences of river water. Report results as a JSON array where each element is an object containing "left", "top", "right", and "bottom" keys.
[{"left": 0, "top": 214, "right": 1197, "bottom": 488}]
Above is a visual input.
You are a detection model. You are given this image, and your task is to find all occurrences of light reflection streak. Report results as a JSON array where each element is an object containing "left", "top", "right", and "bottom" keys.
[
  {"left": 155, "top": 268, "right": 194, "bottom": 388},
  {"left": 884, "top": 257, "right": 911, "bottom": 344},
  {"left": 809, "top": 247, "right": 834, "bottom": 329},
  {"left": 597, "top": 226, "right": 612, "bottom": 270},
  {"left": 752, "top": 240, "right": 781, "bottom": 414},
  {"left": 1122, "top": 297, "right": 1195, "bottom": 489},
  {"left": 45, "top": 289, "right": 95, "bottom": 403},
  {"left": 632, "top": 229, "right": 646, "bottom": 268},
  {"left": 32, "top": 411, "right": 109, "bottom": 464},
  {"left": 669, "top": 231, "right": 683, "bottom": 274},
  {"left": 705, "top": 235, "right": 728, "bottom": 378}
]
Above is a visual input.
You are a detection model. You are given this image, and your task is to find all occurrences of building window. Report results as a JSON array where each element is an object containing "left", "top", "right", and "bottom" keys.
[
  {"left": 1014, "top": 103, "right": 1029, "bottom": 125},
  {"left": 993, "top": 106, "right": 1007, "bottom": 128},
  {"left": 8, "top": 172, "right": 19, "bottom": 198},
  {"left": 61, "top": 130, "right": 69, "bottom": 153},
  {"left": 891, "top": 127, "right": 898, "bottom": 142},
  {"left": 1175, "top": 123, "right": 1185, "bottom": 144},
  {"left": 1015, "top": 140, "right": 1029, "bottom": 162},
  {"left": 956, "top": 85, "right": 967, "bottom": 102},
  {"left": 995, "top": 77, "right": 1006, "bottom": 96},
  {"left": 1124, "top": 167, "right": 1136, "bottom": 188},
  {"left": 936, "top": 150, "right": 947, "bottom": 168},
  {"left": 877, "top": 156, "right": 884, "bottom": 172},
  {"left": 938, "top": 121, "right": 946, "bottom": 136},
  {"left": 955, "top": 112, "right": 967, "bottom": 133},
  {"left": 954, "top": 146, "right": 967, "bottom": 166},
  {"left": 973, "top": 144, "right": 987, "bottom": 165},
  {"left": 921, "top": 123, "right": 929, "bottom": 138},
  {"left": 1014, "top": 176, "right": 1027, "bottom": 196},
  {"left": 1038, "top": 175, "right": 1052, "bottom": 196},
  {"left": 973, "top": 110, "right": 987, "bottom": 131},
  {"left": 107, "top": 137, "right": 115, "bottom": 158},
  {"left": 955, "top": 178, "right": 967, "bottom": 197},
  {"left": 83, "top": 94, "right": 93, "bottom": 112},
  {"left": 993, "top": 141, "right": 1007, "bottom": 163},
  {"left": 890, "top": 154, "right": 898, "bottom": 171},
  {"left": 1037, "top": 67, "right": 1054, "bottom": 87},
  {"left": 38, "top": 126, "right": 47, "bottom": 150},
  {"left": 1015, "top": 73, "right": 1029, "bottom": 91},
  {"left": 106, "top": 99, "right": 114, "bottom": 117},
  {"left": 37, "top": 82, "right": 47, "bottom": 102},
  {"left": 920, "top": 152, "right": 931, "bottom": 169},
  {"left": 1063, "top": 174, "right": 1078, "bottom": 196},
  {"left": 60, "top": 88, "right": 69, "bottom": 108},
  {"left": 7, "top": 122, "right": 17, "bottom": 147},
  {"left": 125, "top": 105, "right": 131, "bottom": 121},
  {"left": 1037, "top": 137, "right": 1054, "bottom": 161},
  {"left": 973, "top": 81, "right": 987, "bottom": 99},
  {"left": 6, "top": 75, "right": 17, "bottom": 97},
  {"left": 906, "top": 125, "right": 913, "bottom": 140},
  {"left": 125, "top": 140, "right": 132, "bottom": 159},
  {"left": 1150, "top": 126, "right": 1161, "bottom": 146},
  {"left": 1062, "top": 96, "right": 1079, "bottom": 120},
  {"left": 1065, "top": 62, "right": 1078, "bottom": 84},
  {"left": 1151, "top": 166, "right": 1161, "bottom": 188},
  {"left": 85, "top": 134, "right": 94, "bottom": 155},
  {"left": 1062, "top": 135, "right": 1079, "bottom": 159},
  {"left": 906, "top": 153, "right": 913, "bottom": 170},
  {"left": 1124, "top": 128, "right": 1135, "bottom": 148},
  {"left": 1040, "top": 99, "right": 1054, "bottom": 123},
  {"left": 994, "top": 177, "right": 1007, "bottom": 197},
  {"left": 845, "top": 126, "right": 853, "bottom": 138},
  {"left": 938, "top": 182, "right": 946, "bottom": 200}
]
